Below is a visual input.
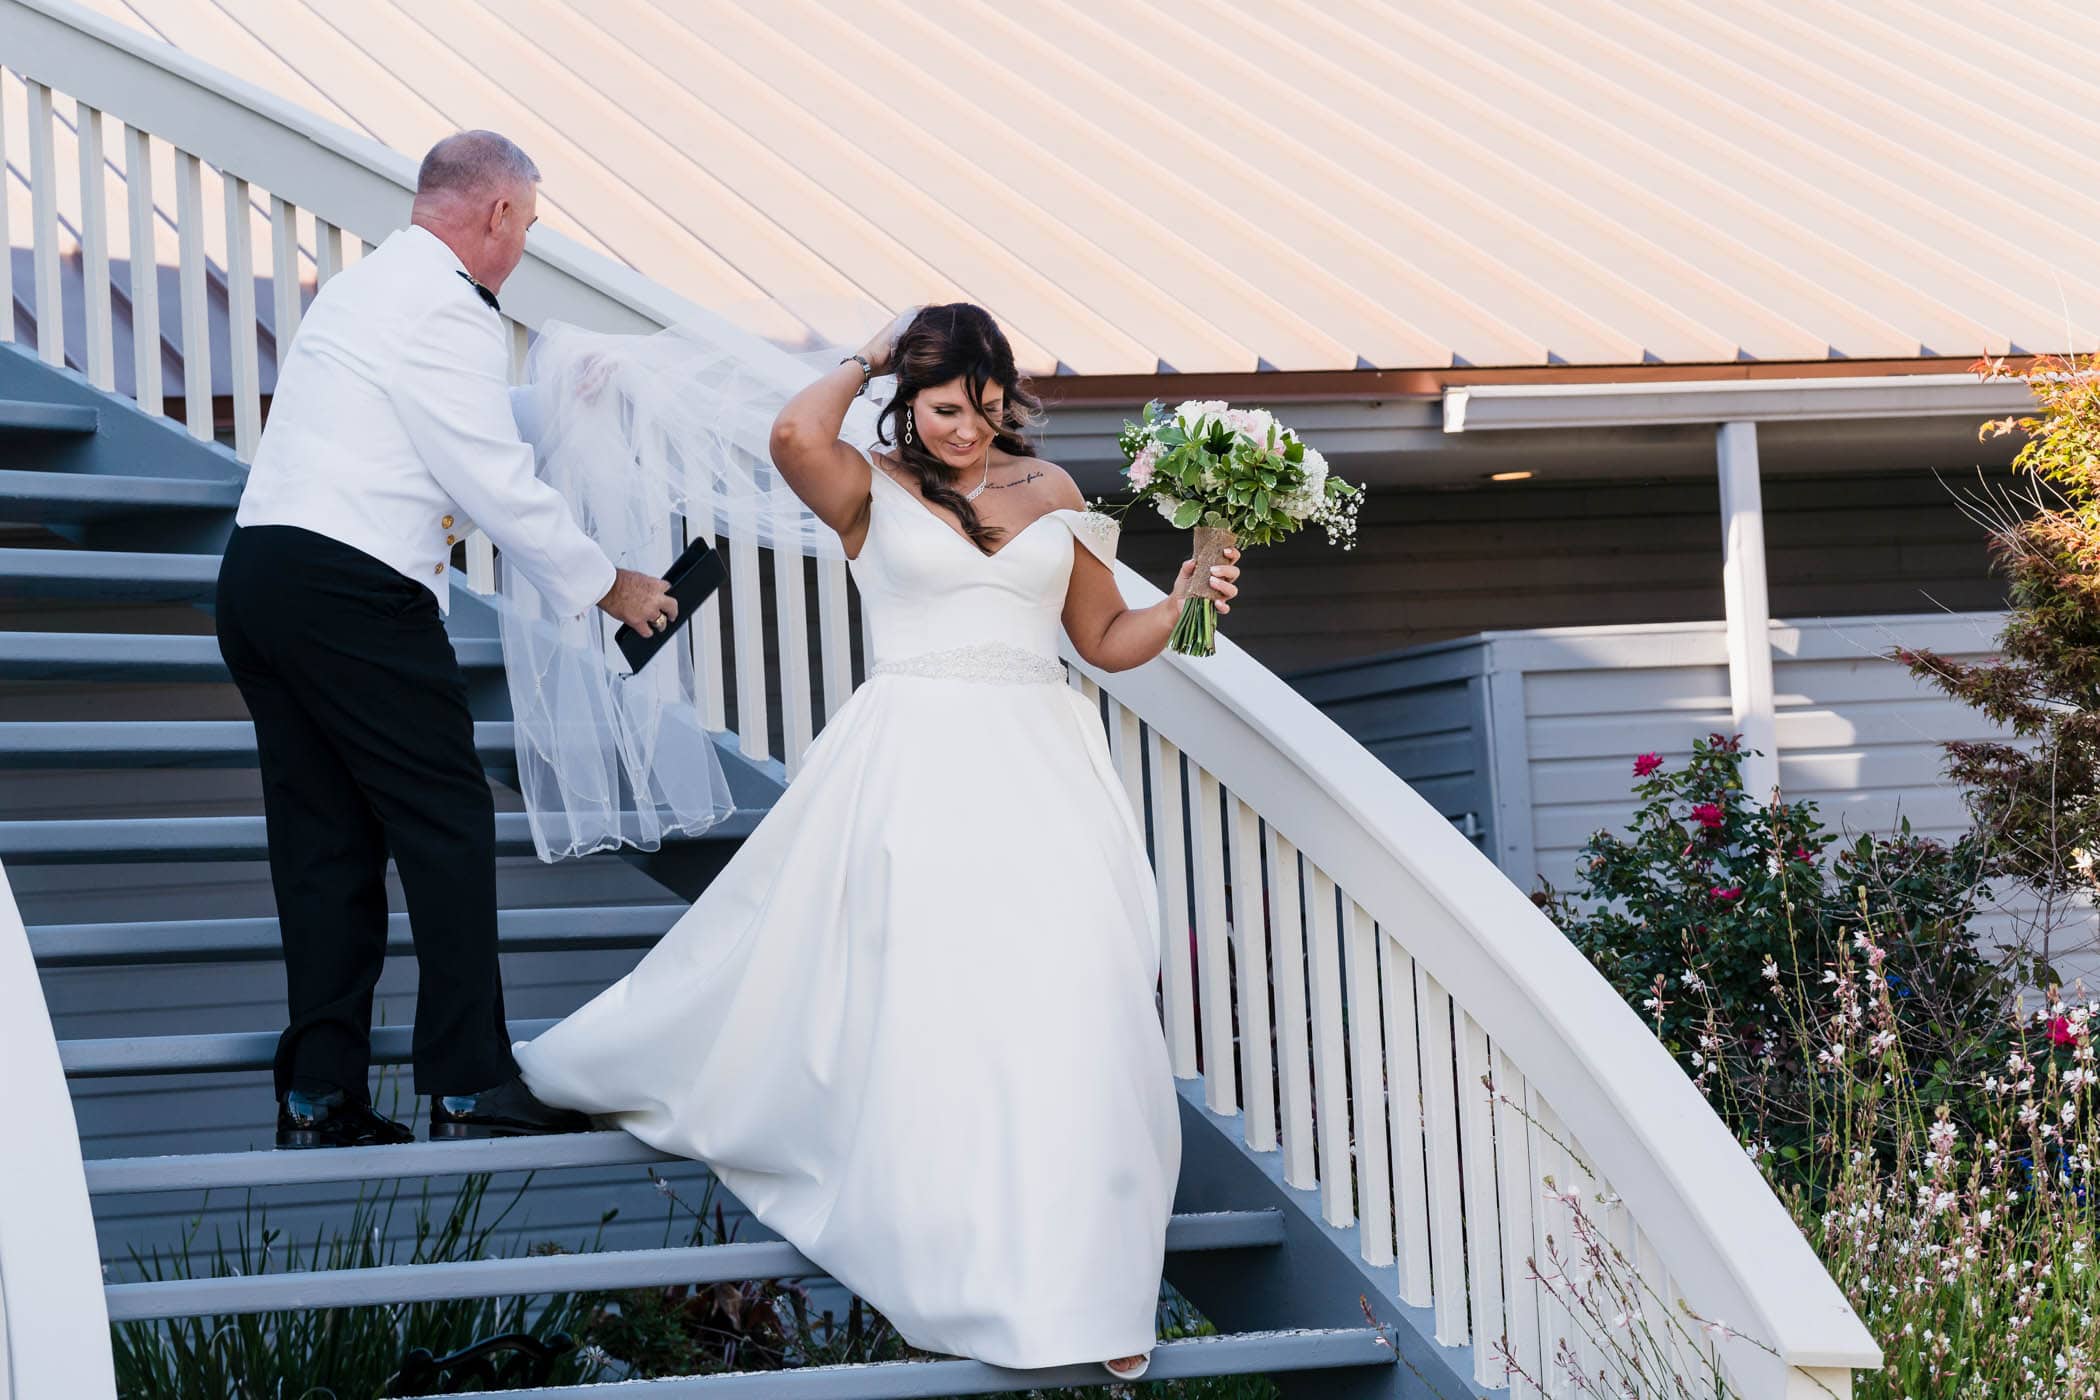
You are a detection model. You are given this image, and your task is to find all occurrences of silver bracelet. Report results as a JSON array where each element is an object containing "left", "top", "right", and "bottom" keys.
[{"left": 841, "top": 353, "right": 874, "bottom": 397}]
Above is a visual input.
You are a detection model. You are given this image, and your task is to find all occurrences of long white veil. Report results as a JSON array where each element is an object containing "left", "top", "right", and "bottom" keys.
[{"left": 498, "top": 311, "right": 889, "bottom": 861}]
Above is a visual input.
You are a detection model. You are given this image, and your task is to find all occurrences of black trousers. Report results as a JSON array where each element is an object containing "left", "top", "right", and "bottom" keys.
[{"left": 216, "top": 524, "right": 516, "bottom": 1101}]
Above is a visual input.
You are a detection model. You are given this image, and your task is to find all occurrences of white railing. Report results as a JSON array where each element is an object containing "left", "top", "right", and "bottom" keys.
[
  {"left": 0, "top": 1, "right": 1879, "bottom": 1395},
  {"left": 0, "top": 858, "right": 116, "bottom": 1397}
]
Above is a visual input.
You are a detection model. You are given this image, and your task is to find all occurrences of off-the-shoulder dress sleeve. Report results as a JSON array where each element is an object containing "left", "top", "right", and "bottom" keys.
[{"left": 1051, "top": 509, "right": 1120, "bottom": 570}]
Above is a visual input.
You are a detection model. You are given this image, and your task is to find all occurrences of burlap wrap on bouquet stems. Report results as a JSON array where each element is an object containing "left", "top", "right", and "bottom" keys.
[
  {"left": 1186, "top": 526, "right": 1239, "bottom": 601},
  {"left": 1169, "top": 525, "right": 1237, "bottom": 656}
]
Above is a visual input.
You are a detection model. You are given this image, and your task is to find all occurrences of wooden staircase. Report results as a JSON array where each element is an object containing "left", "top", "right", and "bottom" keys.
[{"left": 0, "top": 342, "right": 1398, "bottom": 1395}]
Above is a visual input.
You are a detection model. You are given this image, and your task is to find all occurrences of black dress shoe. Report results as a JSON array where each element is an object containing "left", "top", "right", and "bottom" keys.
[
  {"left": 276, "top": 1089, "right": 415, "bottom": 1150},
  {"left": 429, "top": 1074, "right": 592, "bottom": 1139}
]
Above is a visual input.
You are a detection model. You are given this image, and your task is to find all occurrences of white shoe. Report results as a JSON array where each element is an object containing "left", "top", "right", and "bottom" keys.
[{"left": 1102, "top": 1354, "right": 1150, "bottom": 1381}]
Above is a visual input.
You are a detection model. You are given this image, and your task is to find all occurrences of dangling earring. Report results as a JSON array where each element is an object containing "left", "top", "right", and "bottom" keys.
[{"left": 905, "top": 407, "right": 915, "bottom": 446}]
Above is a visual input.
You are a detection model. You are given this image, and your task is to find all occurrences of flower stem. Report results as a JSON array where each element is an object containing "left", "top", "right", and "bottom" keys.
[{"left": 1169, "top": 597, "right": 1216, "bottom": 657}]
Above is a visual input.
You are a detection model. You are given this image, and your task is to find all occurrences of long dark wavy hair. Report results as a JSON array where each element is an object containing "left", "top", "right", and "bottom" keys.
[{"left": 875, "top": 304, "right": 1043, "bottom": 554}]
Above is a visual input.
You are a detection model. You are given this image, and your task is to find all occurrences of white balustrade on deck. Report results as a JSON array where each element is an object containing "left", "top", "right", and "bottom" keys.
[{"left": 0, "top": 1, "right": 1879, "bottom": 1396}]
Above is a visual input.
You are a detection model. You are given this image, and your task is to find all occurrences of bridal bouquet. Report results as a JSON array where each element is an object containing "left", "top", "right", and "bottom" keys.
[{"left": 1113, "top": 400, "right": 1361, "bottom": 656}]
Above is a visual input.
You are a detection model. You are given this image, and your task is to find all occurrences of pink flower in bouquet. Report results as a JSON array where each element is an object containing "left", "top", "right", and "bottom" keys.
[
  {"left": 1633, "top": 752, "right": 1663, "bottom": 777},
  {"left": 1690, "top": 802, "right": 1724, "bottom": 830},
  {"left": 1128, "top": 443, "right": 1161, "bottom": 489}
]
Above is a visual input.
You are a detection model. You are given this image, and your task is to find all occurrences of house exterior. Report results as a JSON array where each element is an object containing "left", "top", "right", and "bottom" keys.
[{"left": 9, "top": 1, "right": 2095, "bottom": 1394}]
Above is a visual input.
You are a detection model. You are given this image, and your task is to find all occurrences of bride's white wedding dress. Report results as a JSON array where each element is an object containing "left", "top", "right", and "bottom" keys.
[{"left": 513, "top": 460, "right": 1182, "bottom": 1370}]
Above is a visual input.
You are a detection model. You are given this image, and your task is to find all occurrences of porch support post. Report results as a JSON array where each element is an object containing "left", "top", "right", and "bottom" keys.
[{"left": 1716, "top": 421, "right": 1780, "bottom": 801}]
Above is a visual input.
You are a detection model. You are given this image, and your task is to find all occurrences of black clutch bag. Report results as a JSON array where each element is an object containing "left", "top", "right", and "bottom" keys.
[{"left": 614, "top": 536, "right": 728, "bottom": 674}]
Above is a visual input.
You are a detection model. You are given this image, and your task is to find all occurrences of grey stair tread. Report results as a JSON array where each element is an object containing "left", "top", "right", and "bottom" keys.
[
  {"left": 64, "top": 1016, "right": 561, "bottom": 1076},
  {"left": 0, "top": 630, "right": 504, "bottom": 679},
  {"left": 500, "top": 1331, "right": 1393, "bottom": 1397},
  {"left": 0, "top": 398, "right": 97, "bottom": 433},
  {"left": 0, "top": 468, "right": 240, "bottom": 520},
  {"left": 0, "top": 546, "right": 218, "bottom": 600},
  {"left": 32, "top": 903, "right": 685, "bottom": 968},
  {"left": 0, "top": 809, "right": 759, "bottom": 866},
  {"left": 87, "top": 1128, "right": 679, "bottom": 1193},
  {"left": 101, "top": 1211, "right": 1289, "bottom": 1320},
  {"left": 0, "top": 719, "right": 516, "bottom": 768}
]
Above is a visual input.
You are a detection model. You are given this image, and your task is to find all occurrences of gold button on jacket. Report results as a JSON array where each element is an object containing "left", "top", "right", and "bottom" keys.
[
  {"left": 440, "top": 514, "right": 455, "bottom": 529},
  {"left": 433, "top": 563, "right": 446, "bottom": 575}
]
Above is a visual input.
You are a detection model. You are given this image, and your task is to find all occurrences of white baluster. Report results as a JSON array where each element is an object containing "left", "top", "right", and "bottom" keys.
[
  {"left": 1342, "top": 897, "right": 1393, "bottom": 1265},
  {"left": 771, "top": 519, "right": 813, "bottom": 776},
  {"left": 1304, "top": 865, "right": 1352, "bottom": 1228},
  {"left": 1378, "top": 929, "right": 1432, "bottom": 1306},
  {"left": 1417, "top": 966, "right": 1470, "bottom": 1345},
  {"left": 689, "top": 514, "right": 727, "bottom": 732},
  {"left": 1558, "top": 1121, "right": 1605, "bottom": 1390},
  {"left": 1530, "top": 1088, "right": 1577, "bottom": 1398},
  {"left": 1228, "top": 798, "right": 1275, "bottom": 1153},
  {"left": 815, "top": 556, "right": 851, "bottom": 722},
  {"left": 0, "top": 69, "right": 14, "bottom": 343},
  {"left": 221, "top": 173, "right": 260, "bottom": 460},
  {"left": 726, "top": 524, "right": 767, "bottom": 763},
  {"left": 1266, "top": 829, "right": 1315, "bottom": 1190},
  {"left": 73, "top": 102, "right": 113, "bottom": 391},
  {"left": 1492, "top": 1048, "right": 1547, "bottom": 1400},
  {"left": 1457, "top": 1009, "right": 1509, "bottom": 1388},
  {"left": 269, "top": 195, "right": 300, "bottom": 368},
  {"left": 1107, "top": 700, "right": 1144, "bottom": 827},
  {"left": 1633, "top": 1223, "right": 1692, "bottom": 1393},
  {"left": 314, "top": 218, "right": 344, "bottom": 287},
  {"left": 174, "top": 150, "right": 212, "bottom": 441},
  {"left": 123, "top": 125, "right": 161, "bottom": 413},
  {"left": 1192, "top": 768, "right": 1237, "bottom": 1115},
  {"left": 26, "top": 81, "right": 63, "bottom": 367},
  {"left": 1147, "top": 735, "right": 1198, "bottom": 1078}
]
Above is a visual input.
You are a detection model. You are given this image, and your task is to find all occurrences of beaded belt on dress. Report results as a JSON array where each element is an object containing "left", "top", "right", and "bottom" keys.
[{"left": 869, "top": 641, "right": 1065, "bottom": 684}]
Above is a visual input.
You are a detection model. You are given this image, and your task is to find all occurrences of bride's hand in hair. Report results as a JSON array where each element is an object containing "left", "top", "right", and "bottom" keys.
[{"left": 859, "top": 305, "right": 921, "bottom": 375}]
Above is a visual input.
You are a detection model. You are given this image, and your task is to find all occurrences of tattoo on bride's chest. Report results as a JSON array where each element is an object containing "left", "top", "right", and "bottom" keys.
[{"left": 982, "top": 471, "right": 1045, "bottom": 490}]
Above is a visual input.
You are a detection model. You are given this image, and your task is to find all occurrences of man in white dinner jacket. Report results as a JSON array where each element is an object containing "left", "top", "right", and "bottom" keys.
[{"left": 217, "top": 132, "right": 677, "bottom": 1149}]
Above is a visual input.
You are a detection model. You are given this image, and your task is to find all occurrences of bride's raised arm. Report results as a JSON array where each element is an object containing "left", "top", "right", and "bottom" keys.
[{"left": 769, "top": 309, "right": 915, "bottom": 538}]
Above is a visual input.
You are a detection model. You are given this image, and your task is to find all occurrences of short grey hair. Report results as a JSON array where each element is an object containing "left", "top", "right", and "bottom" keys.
[{"left": 415, "top": 130, "right": 540, "bottom": 198}]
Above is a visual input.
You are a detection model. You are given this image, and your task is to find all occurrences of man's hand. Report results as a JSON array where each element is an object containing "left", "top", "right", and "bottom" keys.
[{"left": 598, "top": 567, "right": 679, "bottom": 634}]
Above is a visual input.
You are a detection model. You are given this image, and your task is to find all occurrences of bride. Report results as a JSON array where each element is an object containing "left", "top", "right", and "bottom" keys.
[{"left": 508, "top": 302, "right": 1241, "bottom": 1380}]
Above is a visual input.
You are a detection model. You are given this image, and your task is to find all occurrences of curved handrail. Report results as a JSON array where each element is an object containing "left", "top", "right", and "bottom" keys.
[
  {"left": 1068, "top": 567, "right": 1881, "bottom": 1393},
  {"left": 0, "top": 858, "right": 116, "bottom": 1399}
]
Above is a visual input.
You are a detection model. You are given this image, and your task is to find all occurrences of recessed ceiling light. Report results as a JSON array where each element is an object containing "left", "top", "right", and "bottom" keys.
[{"left": 1487, "top": 470, "right": 1534, "bottom": 482}]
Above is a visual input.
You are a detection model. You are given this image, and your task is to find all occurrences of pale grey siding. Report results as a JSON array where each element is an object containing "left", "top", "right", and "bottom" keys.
[
  {"left": 1297, "top": 610, "right": 2099, "bottom": 989},
  {"left": 1120, "top": 468, "right": 2009, "bottom": 673}
]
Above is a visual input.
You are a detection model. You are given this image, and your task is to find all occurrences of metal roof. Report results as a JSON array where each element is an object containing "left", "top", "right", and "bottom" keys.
[{"left": 56, "top": 0, "right": 2100, "bottom": 376}]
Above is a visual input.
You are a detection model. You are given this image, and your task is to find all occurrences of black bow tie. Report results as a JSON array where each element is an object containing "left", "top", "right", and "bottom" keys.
[{"left": 455, "top": 269, "right": 500, "bottom": 313}]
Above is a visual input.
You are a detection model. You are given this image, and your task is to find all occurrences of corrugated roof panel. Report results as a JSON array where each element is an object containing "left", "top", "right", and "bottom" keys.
[{"left": 75, "top": 0, "right": 2100, "bottom": 372}]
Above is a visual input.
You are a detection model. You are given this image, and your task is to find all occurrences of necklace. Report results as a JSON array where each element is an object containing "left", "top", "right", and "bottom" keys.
[{"left": 963, "top": 455, "right": 991, "bottom": 501}]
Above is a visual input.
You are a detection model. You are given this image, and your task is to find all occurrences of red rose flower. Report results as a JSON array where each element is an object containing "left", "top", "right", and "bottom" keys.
[
  {"left": 2050, "top": 1016, "right": 2080, "bottom": 1048},
  {"left": 1690, "top": 803, "right": 1724, "bottom": 830},
  {"left": 1711, "top": 886, "right": 1742, "bottom": 902},
  {"left": 1633, "top": 753, "right": 1663, "bottom": 777}
]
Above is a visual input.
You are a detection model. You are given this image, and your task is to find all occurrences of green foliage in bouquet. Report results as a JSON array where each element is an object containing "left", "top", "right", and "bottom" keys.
[
  {"left": 1113, "top": 400, "right": 1359, "bottom": 546},
  {"left": 1111, "top": 399, "right": 1361, "bottom": 657}
]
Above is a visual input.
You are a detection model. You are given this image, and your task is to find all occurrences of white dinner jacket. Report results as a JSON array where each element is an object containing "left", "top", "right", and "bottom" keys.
[{"left": 236, "top": 224, "right": 616, "bottom": 617}]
